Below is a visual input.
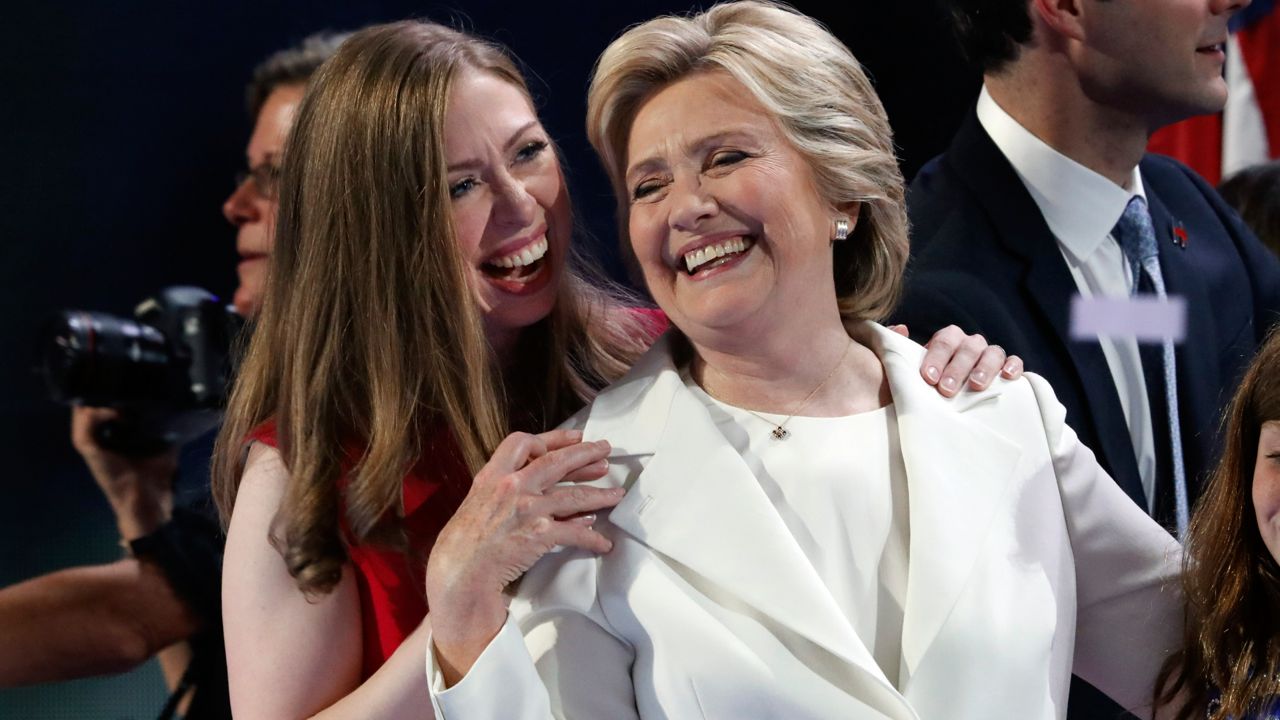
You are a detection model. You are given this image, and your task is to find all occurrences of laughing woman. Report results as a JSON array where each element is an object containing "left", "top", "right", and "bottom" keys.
[{"left": 425, "top": 3, "right": 1182, "bottom": 719}]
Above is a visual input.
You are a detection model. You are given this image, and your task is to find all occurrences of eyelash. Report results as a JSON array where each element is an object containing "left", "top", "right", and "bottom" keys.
[
  {"left": 449, "top": 140, "right": 550, "bottom": 199},
  {"left": 630, "top": 149, "right": 750, "bottom": 201},
  {"left": 710, "top": 150, "right": 748, "bottom": 167},
  {"left": 449, "top": 178, "right": 477, "bottom": 199},
  {"left": 515, "top": 139, "right": 549, "bottom": 163},
  {"left": 631, "top": 180, "right": 664, "bottom": 201}
]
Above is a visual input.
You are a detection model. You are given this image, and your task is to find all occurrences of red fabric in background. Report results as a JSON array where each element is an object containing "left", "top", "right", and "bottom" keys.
[
  {"left": 1147, "top": 9, "right": 1280, "bottom": 184},
  {"left": 1238, "top": 11, "right": 1280, "bottom": 157}
]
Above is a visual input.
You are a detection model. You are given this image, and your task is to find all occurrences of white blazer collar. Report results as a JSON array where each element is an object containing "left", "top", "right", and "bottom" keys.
[{"left": 581, "top": 322, "right": 1023, "bottom": 695}]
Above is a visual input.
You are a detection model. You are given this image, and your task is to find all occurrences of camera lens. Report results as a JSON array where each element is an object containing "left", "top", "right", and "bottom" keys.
[{"left": 41, "top": 311, "right": 172, "bottom": 406}]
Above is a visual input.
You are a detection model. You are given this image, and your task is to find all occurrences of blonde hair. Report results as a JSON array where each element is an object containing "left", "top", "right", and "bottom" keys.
[
  {"left": 586, "top": 0, "right": 909, "bottom": 322},
  {"left": 213, "top": 20, "right": 649, "bottom": 596}
]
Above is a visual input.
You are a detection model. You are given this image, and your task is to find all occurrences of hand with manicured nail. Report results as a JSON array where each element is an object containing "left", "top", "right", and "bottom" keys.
[
  {"left": 888, "top": 324, "right": 1025, "bottom": 397},
  {"left": 425, "top": 427, "right": 622, "bottom": 686}
]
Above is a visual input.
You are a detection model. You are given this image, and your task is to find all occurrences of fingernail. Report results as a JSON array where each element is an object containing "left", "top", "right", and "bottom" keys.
[
  {"left": 598, "top": 459, "right": 610, "bottom": 470},
  {"left": 566, "top": 429, "right": 583, "bottom": 440},
  {"left": 579, "top": 513, "right": 597, "bottom": 525},
  {"left": 596, "top": 440, "right": 612, "bottom": 450},
  {"left": 611, "top": 487, "right": 626, "bottom": 496},
  {"left": 1003, "top": 363, "right": 1017, "bottom": 376},
  {"left": 941, "top": 376, "right": 956, "bottom": 391},
  {"left": 971, "top": 370, "right": 987, "bottom": 384},
  {"left": 926, "top": 366, "right": 939, "bottom": 381}
]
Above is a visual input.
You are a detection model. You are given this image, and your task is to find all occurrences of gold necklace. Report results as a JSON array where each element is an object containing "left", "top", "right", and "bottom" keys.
[{"left": 736, "top": 339, "right": 854, "bottom": 440}]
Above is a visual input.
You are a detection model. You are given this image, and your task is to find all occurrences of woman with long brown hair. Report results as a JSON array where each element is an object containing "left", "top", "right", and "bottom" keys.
[
  {"left": 213, "top": 18, "right": 1018, "bottom": 719},
  {"left": 214, "top": 21, "right": 654, "bottom": 718},
  {"left": 1157, "top": 328, "right": 1280, "bottom": 720}
]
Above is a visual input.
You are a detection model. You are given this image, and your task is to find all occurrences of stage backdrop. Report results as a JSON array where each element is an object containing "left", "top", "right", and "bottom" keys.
[{"left": 0, "top": 1, "right": 976, "bottom": 716}]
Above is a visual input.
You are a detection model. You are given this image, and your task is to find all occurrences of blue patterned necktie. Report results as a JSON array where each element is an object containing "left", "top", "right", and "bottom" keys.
[{"left": 1111, "top": 196, "right": 1188, "bottom": 538}]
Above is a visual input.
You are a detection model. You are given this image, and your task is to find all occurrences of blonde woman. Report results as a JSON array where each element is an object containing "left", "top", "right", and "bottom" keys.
[
  {"left": 426, "top": 3, "right": 1182, "bottom": 719},
  {"left": 213, "top": 18, "right": 1010, "bottom": 720}
]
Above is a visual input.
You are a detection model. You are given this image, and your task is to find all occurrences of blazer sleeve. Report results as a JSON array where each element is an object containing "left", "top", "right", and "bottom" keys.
[
  {"left": 1025, "top": 373, "right": 1183, "bottom": 719},
  {"left": 427, "top": 552, "right": 639, "bottom": 720}
]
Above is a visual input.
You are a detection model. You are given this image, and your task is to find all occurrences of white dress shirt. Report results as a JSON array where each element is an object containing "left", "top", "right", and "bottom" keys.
[{"left": 976, "top": 86, "right": 1158, "bottom": 511}]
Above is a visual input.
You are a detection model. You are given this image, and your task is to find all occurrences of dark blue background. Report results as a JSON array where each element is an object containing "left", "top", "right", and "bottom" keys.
[{"left": 0, "top": 1, "right": 977, "bottom": 716}]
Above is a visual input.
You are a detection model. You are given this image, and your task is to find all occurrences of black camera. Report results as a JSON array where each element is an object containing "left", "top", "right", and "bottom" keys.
[{"left": 40, "top": 286, "right": 245, "bottom": 456}]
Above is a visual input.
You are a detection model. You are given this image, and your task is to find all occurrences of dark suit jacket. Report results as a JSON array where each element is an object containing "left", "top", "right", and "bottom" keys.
[
  {"left": 897, "top": 109, "right": 1280, "bottom": 513},
  {"left": 893, "top": 108, "right": 1280, "bottom": 718}
]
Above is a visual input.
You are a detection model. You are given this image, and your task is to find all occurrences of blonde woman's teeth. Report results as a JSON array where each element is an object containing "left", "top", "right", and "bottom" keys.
[
  {"left": 490, "top": 236, "right": 548, "bottom": 268},
  {"left": 684, "top": 237, "right": 751, "bottom": 273}
]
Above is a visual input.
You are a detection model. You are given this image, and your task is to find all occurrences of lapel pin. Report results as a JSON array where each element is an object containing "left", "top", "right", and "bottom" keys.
[{"left": 1171, "top": 222, "right": 1188, "bottom": 249}]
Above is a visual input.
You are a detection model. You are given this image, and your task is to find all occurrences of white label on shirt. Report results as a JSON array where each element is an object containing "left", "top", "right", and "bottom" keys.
[{"left": 1069, "top": 294, "right": 1187, "bottom": 344}]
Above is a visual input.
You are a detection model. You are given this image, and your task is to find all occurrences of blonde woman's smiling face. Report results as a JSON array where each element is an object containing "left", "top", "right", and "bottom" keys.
[{"left": 623, "top": 70, "right": 843, "bottom": 345}]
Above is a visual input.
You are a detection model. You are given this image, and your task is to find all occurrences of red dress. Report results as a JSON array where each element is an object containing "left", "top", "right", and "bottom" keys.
[
  {"left": 247, "top": 422, "right": 470, "bottom": 679},
  {"left": 246, "top": 308, "right": 668, "bottom": 677}
]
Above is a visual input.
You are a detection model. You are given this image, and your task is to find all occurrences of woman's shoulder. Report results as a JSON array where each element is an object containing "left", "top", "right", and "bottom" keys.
[
  {"left": 234, "top": 441, "right": 290, "bottom": 508},
  {"left": 222, "top": 444, "right": 291, "bottom": 580},
  {"left": 947, "top": 370, "right": 1067, "bottom": 456},
  {"left": 1015, "top": 372, "right": 1071, "bottom": 436}
]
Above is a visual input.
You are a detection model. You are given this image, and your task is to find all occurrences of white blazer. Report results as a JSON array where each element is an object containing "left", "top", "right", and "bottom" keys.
[{"left": 428, "top": 322, "right": 1182, "bottom": 720}]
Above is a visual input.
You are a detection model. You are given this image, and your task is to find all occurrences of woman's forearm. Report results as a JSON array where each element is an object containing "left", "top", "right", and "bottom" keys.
[{"left": 308, "top": 617, "right": 435, "bottom": 720}]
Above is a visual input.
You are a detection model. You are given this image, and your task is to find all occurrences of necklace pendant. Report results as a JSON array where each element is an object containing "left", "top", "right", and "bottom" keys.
[{"left": 771, "top": 426, "right": 790, "bottom": 440}]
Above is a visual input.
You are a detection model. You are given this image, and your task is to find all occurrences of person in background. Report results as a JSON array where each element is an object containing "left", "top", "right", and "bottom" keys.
[
  {"left": 0, "top": 31, "right": 345, "bottom": 720},
  {"left": 894, "top": 1, "right": 1280, "bottom": 713},
  {"left": 1219, "top": 160, "right": 1280, "bottom": 257},
  {"left": 213, "top": 18, "right": 1020, "bottom": 720},
  {"left": 1156, "top": 327, "right": 1280, "bottom": 719}
]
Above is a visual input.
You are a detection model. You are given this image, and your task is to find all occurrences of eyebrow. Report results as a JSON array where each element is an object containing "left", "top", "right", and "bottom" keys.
[
  {"left": 625, "top": 128, "right": 759, "bottom": 185},
  {"left": 446, "top": 120, "right": 542, "bottom": 174}
]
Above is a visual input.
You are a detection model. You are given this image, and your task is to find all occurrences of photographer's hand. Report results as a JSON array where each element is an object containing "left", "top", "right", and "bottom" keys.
[
  {"left": 71, "top": 407, "right": 179, "bottom": 541},
  {"left": 67, "top": 406, "right": 195, "bottom": 707}
]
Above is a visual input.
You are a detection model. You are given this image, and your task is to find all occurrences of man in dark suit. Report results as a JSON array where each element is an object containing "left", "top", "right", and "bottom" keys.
[{"left": 895, "top": 1, "right": 1280, "bottom": 716}]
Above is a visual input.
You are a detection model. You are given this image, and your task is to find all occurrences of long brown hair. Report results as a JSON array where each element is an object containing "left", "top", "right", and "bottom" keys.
[
  {"left": 212, "top": 21, "right": 650, "bottom": 596},
  {"left": 1157, "top": 327, "right": 1280, "bottom": 719}
]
